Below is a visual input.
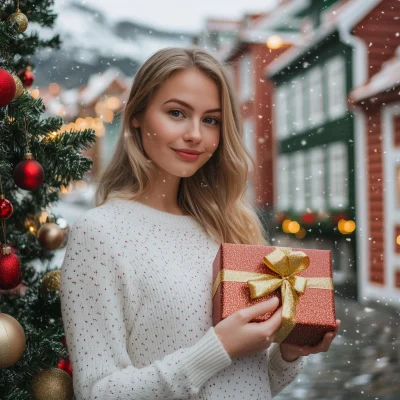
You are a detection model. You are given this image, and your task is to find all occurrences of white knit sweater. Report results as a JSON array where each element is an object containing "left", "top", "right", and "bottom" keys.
[{"left": 60, "top": 198, "right": 306, "bottom": 400}]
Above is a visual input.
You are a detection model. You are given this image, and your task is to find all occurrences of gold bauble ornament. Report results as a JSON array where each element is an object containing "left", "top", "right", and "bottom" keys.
[
  {"left": 12, "top": 74, "right": 24, "bottom": 98},
  {"left": 56, "top": 217, "right": 70, "bottom": 248},
  {"left": 0, "top": 313, "right": 26, "bottom": 368},
  {"left": 37, "top": 215, "right": 64, "bottom": 250},
  {"left": 7, "top": 8, "right": 29, "bottom": 33},
  {"left": 30, "top": 368, "right": 74, "bottom": 400},
  {"left": 40, "top": 270, "right": 60, "bottom": 294}
]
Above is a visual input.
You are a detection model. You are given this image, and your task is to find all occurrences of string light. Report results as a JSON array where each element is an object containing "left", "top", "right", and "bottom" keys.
[
  {"left": 282, "top": 219, "right": 291, "bottom": 233},
  {"left": 266, "top": 35, "right": 283, "bottom": 49},
  {"left": 288, "top": 221, "right": 300, "bottom": 234}
]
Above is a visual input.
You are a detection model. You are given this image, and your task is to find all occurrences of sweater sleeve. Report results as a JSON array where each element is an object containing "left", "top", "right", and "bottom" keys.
[
  {"left": 267, "top": 343, "right": 307, "bottom": 397},
  {"left": 60, "top": 213, "right": 232, "bottom": 400}
]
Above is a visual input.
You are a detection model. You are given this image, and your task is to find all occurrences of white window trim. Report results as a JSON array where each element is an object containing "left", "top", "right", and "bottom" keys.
[
  {"left": 293, "top": 151, "right": 306, "bottom": 212},
  {"left": 293, "top": 78, "right": 304, "bottom": 133},
  {"left": 275, "top": 85, "right": 289, "bottom": 139},
  {"left": 310, "top": 147, "right": 326, "bottom": 211},
  {"left": 328, "top": 142, "right": 348, "bottom": 208},
  {"left": 243, "top": 119, "right": 256, "bottom": 172},
  {"left": 276, "top": 155, "right": 290, "bottom": 211},
  {"left": 308, "top": 66, "right": 324, "bottom": 126},
  {"left": 326, "top": 56, "right": 347, "bottom": 120},
  {"left": 240, "top": 53, "right": 253, "bottom": 102}
]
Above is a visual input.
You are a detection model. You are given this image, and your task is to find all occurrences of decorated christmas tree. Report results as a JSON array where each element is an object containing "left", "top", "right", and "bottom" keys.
[{"left": 0, "top": 1, "right": 95, "bottom": 398}]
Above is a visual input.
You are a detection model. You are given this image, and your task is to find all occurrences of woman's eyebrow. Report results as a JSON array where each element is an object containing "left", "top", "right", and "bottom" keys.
[{"left": 163, "top": 98, "right": 221, "bottom": 113}]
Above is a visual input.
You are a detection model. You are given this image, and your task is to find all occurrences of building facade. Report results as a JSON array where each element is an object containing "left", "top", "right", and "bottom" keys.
[{"left": 265, "top": 0, "right": 383, "bottom": 297}]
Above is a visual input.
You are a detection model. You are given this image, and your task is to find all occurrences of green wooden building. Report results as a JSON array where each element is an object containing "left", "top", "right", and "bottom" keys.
[{"left": 265, "top": 0, "right": 358, "bottom": 295}]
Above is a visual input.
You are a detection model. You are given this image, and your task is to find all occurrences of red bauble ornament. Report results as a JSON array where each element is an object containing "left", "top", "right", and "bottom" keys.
[
  {"left": 13, "top": 153, "right": 45, "bottom": 191},
  {"left": 301, "top": 212, "right": 316, "bottom": 225},
  {"left": 17, "top": 66, "right": 34, "bottom": 87},
  {"left": 0, "top": 246, "right": 22, "bottom": 290},
  {"left": 58, "top": 357, "right": 73, "bottom": 376},
  {"left": 0, "top": 68, "right": 16, "bottom": 107},
  {"left": 0, "top": 195, "right": 13, "bottom": 219}
]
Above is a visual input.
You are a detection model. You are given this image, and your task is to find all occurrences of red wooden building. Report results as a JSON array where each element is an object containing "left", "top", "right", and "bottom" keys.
[{"left": 349, "top": 0, "right": 400, "bottom": 306}]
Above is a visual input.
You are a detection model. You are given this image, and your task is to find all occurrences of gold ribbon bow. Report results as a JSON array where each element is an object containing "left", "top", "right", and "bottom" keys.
[{"left": 212, "top": 247, "right": 334, "bottom": 343}]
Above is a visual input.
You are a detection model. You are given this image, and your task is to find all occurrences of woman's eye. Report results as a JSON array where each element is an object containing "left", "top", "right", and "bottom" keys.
[
  {"left": 204, "top": 117, "right": 220, "bottom": 125},
  {"left": 169, "top": 109, "right": 184, "bottom": 118}
]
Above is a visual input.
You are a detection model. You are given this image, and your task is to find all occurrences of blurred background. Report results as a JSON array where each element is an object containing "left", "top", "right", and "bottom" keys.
[{"left": 27, "top": 0, "right": 400, "bottom": 398}]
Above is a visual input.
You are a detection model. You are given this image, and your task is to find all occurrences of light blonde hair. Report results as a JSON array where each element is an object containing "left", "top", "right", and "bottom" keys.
[{"left": 95, "top": 47, "right": 268, "bottom": 245}]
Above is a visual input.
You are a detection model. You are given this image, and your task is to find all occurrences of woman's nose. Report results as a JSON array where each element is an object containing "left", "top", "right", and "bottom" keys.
[{"left": 184, "top": 122, "right": 202, "bottom": 142}]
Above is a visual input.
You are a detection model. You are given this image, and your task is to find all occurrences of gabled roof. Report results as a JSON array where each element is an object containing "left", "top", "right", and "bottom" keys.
[
  {"left": 221, "top": 4, "right": 304, "bottom": 62},
  {"left": 265, "top": 0, "right": 381, "bottom": 77}
]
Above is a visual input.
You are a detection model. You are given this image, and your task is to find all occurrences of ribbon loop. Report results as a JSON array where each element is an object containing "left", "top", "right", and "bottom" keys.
[{"left": 247, "top": 247, "right": 310, "bottom": 342}]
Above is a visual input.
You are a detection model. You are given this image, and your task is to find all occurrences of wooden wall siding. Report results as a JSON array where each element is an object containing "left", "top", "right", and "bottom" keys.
[
  {"left": 233, "top": 43, "right": 291, "bottom": 207},
  {"left": 396, "top": 225, "right": 400, "bottom": 254},
  {"left": 394, "top": 115, "right": 400, "bottom": 147},
  {"left": 253, "top": 44, "right": 286, "bottom": 207},
  {"left": 353, "top": 0, "right": 400, "bottom": 78},
  {"left": 396, "top": 270, "right": 400, "bottom": 288},
  {"left": 353, "top": 0, "right": 400, "bottom": 80},
  {"left": 367, "top": 111, "right": 385, "bottom": 284}
]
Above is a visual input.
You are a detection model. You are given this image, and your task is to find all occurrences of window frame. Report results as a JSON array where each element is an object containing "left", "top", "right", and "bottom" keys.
[
  {"left": 328, "top": 142, "right": 348, "bottom": 209},
  {"left": 307, "top": 66, "right": 324, "bottom": 126},
  {"left": 326, "top": 56, "right": 347, "bottom": 119}
]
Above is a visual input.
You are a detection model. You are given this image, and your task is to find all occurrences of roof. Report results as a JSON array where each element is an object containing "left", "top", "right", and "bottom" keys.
[
  {"left": 350, "top": 46, "right": 400, "bottom": 101},
  {"left": 265, "top": 0, "right": 381, "bottom": 77},
  {"left": 79, "top": 67, "right": 129, "bottom": 106},
  {"left": 252, "top": 0, "right": 310, "bottom": 31}
]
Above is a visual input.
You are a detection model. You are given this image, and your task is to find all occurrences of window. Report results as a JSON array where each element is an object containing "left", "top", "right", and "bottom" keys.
[
  {"left": 276, "top": 155, "right": 290, "bottom": 211},
  {"left": 310, "top": 147, "right": 326, "bottom": 210},
  {"left": 328, "top": 142, "right": 348, "bottom": 208},
  {"left": 240, "top": 54, "right": 253, "bottom": 101},
  {"left": 293, "top": 151, "right": 306, "bottom": 211},
  {"left": 293, "top": 77, "right": 304, "bottom": 133},
  {"left": 275, "top": 85, "right": 289, "bottom": 139},
  {"left": 308, "top": 67, "right": 324, "bottom": 126},
  {"left": 243, "top": 119, "right": 256, "bottom": 172},
  {"left": 326, "top": 56, "right": 346, "bottom": 119}
]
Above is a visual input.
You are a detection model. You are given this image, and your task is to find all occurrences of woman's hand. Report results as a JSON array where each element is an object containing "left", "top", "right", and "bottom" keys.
[
  {"left": 279, "top": 319, "right": 341, "bottom": 362},
  {"left": 215, "top": 297, "right": 283, "bottom": 359}
]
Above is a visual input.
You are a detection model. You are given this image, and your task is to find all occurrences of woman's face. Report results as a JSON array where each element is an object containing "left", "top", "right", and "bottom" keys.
[{"left": 132, "top": 67, "right": 221, "bottom": 178}]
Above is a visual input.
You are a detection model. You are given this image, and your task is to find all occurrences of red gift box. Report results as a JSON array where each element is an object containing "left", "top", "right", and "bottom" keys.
[{"left": 212, "top": 243, "right": 337, "bottom": 346}]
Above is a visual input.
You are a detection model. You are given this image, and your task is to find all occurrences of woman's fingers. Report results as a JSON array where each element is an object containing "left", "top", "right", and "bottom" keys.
[{"left": 238, "top": 297, "right": 279, "bottom": 324}]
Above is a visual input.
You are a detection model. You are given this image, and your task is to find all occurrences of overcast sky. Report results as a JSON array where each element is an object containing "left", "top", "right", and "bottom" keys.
[{"left": 55, "top": 0, "right": 279, "bottom": 33}]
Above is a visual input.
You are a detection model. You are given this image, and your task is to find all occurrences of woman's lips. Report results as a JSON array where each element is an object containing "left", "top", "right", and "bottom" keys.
[{"left": 173, "top": 150, "right": 201, "bottom": 161}]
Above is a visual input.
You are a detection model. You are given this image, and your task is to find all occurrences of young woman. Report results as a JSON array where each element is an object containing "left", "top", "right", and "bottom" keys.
[{"left": 60, "top": 47, "right": 340, "bottom": 399}]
